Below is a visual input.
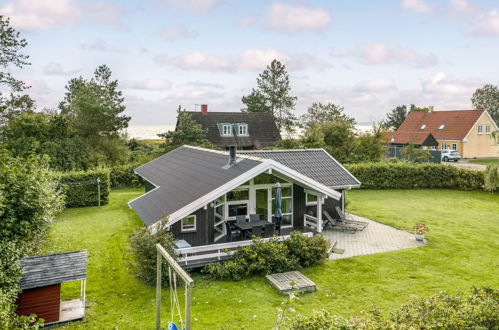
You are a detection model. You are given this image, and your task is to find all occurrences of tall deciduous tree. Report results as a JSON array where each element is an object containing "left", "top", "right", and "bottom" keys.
[
  {"left": 0, "top": 16, "right": 34, "bottom": 130},
  {"left": 242, "top": 59, "right": 297, "bottom": 134},
  {"left": 472, "top": 84, "right": 499, "bottom": 126},
  {"left": 301, "top": 102, "right": 356, "bottom": 127}
]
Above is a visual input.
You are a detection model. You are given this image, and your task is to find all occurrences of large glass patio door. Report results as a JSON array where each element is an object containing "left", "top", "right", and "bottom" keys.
[{"left": 255, "top": 188, "right": 270, "bottom": 221}]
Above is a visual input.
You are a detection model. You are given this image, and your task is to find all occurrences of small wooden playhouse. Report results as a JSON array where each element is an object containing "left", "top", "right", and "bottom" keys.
[{"left": 15, "top": 250, "right": 87, "bottom": 325}]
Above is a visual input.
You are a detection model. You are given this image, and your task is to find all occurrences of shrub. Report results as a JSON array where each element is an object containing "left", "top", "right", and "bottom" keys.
[
  {"left": 57, "top": 169, "right": 110, "bottom": 207},
  {"left": 484, "top": 163, "right": 499, "bottom": 192},
  {"left": 129, "top": 221, "right": 176, "bottom": 286},
  {"left": 109, "top": 162, "right": 143, "bottom": 188},
  {"left": 400, "top": 144, "right": 432, "bottom": 163},
  {"left": 346, "top": 162, "right": 484, "bottom": 190},
  {"left": 202, "top": 232, "right": 329, "bottom": 280},
  {"left": 286, "top": 287, "right": 499, "bottom": 329}
]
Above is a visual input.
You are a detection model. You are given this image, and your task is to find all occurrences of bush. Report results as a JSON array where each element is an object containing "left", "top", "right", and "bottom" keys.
[
  {"left": 57, "top": 169, "right": 110, "bottom": 207},
  {"left": 129, "top": 221, "right": 176, "bottom": 286},
  {"left": 484, "top": 163, "right": 499, "bottom": 192},
  {"left": 346, "top": 162, "right": 484, "bottom": 190},
  {"left": 109, "top": 163, "right": 143, "bottom": 188},
  {"left": 286, "top": 287, "right": 499, "bottom": 329},
  {"left": 202, "top": 232, "right": 329, "bottom": 280}
]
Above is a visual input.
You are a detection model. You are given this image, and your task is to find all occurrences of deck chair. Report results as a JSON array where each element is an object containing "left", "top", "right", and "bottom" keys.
[
  {"left": 334, "top": 206, "right": 368, "bottom": 230},
  {"left": 263, "top": 223, "right": 275, "bottom": 238},
  {"left": 322, "top": 211, "right": 358, "bottom": 233}
]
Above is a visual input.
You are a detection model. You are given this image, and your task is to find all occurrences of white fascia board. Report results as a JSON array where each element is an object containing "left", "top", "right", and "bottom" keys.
[
  {"left": 463, "top": 111, "right": 499, "bottom": 140},
  {"left": 156, "top": 159, "right": 342, "bottom": 229}
]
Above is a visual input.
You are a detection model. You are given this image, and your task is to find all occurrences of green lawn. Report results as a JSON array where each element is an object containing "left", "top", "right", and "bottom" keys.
[
  {"left": 43, "top": 188, "right": 499, "bottom": 329},
  {"left": 468, "top": 158, "right": 499, "bottom": 166}
]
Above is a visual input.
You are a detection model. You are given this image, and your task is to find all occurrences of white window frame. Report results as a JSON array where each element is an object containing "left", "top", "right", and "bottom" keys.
[
  {"left": 222, "top": 124, "right": 233, "bottom": 136},
  {"left": 420, "top": 124, "right": 426, "bottom": 130},
  {"left": 181, "top": 215, "right": 196, "bottom": 232},
  {"left": 431, "top": 146, "right": 436, "bottom": 150},
  {"left": 441, "top": 142, "right": 447, "bottom": 150},
  {"left": 451, "top": 143, "right": 457, "bottom": 151},
  {"left": 438, "top": 124, "right": 445, "bottom": 130},
  {"left": 237, "top": 124, "right": 248, "bottom": 136},
  {"left": 305, "top": 193, "right": 322, "bottom": 206},
  {"left": 478, "top": 125, "right": 483, "bottom": 134},
  {"left": 485, "top": 125, "right": 491, "bottom": 134},
  {"left": 271, "top": 185, "right": 293, "bottom": 228}
]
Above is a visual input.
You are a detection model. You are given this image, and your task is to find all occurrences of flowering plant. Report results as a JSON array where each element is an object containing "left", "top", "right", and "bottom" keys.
[{"left": 412, "top": 223, "right": 429, "bottom": 235}]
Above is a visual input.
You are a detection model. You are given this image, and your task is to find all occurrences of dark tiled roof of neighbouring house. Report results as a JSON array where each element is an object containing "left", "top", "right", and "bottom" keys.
[
  {"left": 385, "top": 131, "right": 439, "bottom": 146},
  {"left": 397, "top": 110, "right": 484, "bottom": 140},
  {"left": 130, "top": 146, "right": 262, "bottom": 226},
  {"left": 239, "top": 149, "right": 361, "bottom": 188},
  {"left": 18, "top": 251, "right": 87, "bottom": 290},
  {"left": 186, "top": 111, "right": 281, "bottom": 149}
]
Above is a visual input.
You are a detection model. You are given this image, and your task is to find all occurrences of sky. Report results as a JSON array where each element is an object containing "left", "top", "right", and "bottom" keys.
[{"left": 2, "top": 0, "right": 499, "bottom": 126}]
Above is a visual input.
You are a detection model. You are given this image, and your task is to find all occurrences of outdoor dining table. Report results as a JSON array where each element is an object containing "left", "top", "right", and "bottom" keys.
[{"left": 234, "top": 220, "right": 271, "bottom": 239}]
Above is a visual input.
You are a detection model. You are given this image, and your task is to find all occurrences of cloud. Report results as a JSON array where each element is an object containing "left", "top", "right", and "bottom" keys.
[
  {"left": 160, "top": 26, "right": 198, "bottom": 41},
  {"left": 237, "top": 15, "right": 258, "bottom": 27},
  {"left": 80, "top": 39, "right": 127, "bottom": 52},
  {"left": 154, "top": 48, "right": 331, "bottom": 72},
  {"left": 166, "top": 0, "right": 222, "bottom": 13},
  {"left": 471, "top": 9, "right": 499, "bottom": 36},
  {"left": 183, "top": 80, "right": 225, "bottom": 89},
  {"left": 42, "top": 62, "right": 79, "bottom": 76},
  {"left": 333, "top": 43, "right": 439, "bottom": 68},
  {"left": 421, "top": 72, "right": 482, "bottom": 96},
  {"left": 354, "top": 78, "right": 397, "bottom": 93},
  {"left": 121, "top": 79, "right": 173, "bottom": 91},
  {"left": 0, "top": 0, "right": 124, "bottom": 30},
  {"left": 449, "top": 0, "right": 479, "bottom": 14},
  {"left": 264, "top": 2, "right": 331, "bottom": 34},
  {"left": 401, "top": 0, "right": 435, "bottom": 15}
]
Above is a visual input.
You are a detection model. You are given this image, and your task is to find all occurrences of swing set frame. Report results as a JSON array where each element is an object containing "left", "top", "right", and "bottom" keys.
[{"left": 156, "top": 244, "right": 194, "bottom": 330}]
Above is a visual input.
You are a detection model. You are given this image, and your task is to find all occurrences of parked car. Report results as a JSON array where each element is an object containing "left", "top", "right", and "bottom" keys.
[{"left": 441, "top": 150, "right": 461, "bottom": 162}]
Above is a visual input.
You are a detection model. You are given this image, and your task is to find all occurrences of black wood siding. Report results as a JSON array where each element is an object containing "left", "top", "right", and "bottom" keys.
[
  {"left": 293, "top": 184, "right": 305, "bottom": 227},
  {"left": 170, "top": 206, "right": 215, "bottom": 247}
]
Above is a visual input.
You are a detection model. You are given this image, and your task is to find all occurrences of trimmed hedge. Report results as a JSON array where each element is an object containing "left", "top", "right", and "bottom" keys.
[
  {"left": 345, "top": 162, "right": 484, "bottom": 190},
  {"left": 109, "top": 163, "right": 143, "bottom": 188},
  {"left": 57, "top": 169, "right": 110, "bottom": 207}
]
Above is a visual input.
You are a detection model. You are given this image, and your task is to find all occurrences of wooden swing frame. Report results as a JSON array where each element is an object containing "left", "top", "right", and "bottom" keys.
[{"left": 156, "top": 244, "right": 194, "bottom": 330}]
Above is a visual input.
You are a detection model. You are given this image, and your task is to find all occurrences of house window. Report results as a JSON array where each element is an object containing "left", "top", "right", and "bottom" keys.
[
  {"left": 420, "top": 124, "right": 427, "bottom": 130},
  {"left": 306, "top": 193, "right": 318, "bottom": 205},
  {"left": 451, "top": 143, "right": 457, "bottom": 151},
  {"left": 431, "top": 146, "right": 436, "bottom": 150},
  {"left": 438, "top": 124, "right": 445, "bottom": 130},
  {"left": 237, "top": 124, "right": 248, "bottom": 136},
  {"left": 181, "top": 215, "right": 196, "bottom": 232},
  {"left": 485, "top": 125, "right": 491, "bottom": 134},
  {"left": 222, "top": 124, "right": 233, "bottom": 136},
  {"left": 226, "top": 188, "right": 249, "bottom": 218},
  {"left": 478, "top": 125, "right": 483, "bottom": 134},
  {"left": 441, "top": 142, "right": 447, "bottom": 150},
  {"left": 272, "top": 186, "right": 293, "bottom": 227}
]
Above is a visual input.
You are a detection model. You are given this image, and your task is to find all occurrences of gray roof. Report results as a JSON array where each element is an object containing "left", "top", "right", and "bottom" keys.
[
  {"left": 238, "top": 149, "right": 361, "bottom": 188},
  {"left": 186, "top": 111, "right": 281, "bottom": 149},
  {"left": 130, "top": 146, "right": 262, "bottom": 226},
  {"left": 18, "top": 251, "right": 87, "bottom": 290}
]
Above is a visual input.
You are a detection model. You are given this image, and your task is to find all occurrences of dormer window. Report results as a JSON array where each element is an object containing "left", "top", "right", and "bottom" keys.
[
  {"left": 222, "top": 124, "right": 233, "bottom": 136},
  {"left": 438, "top": 124, "right": 445, "bottom": 130},
  {"left": 237, "top": 124, "right": 248, "bottom": 136},
  {"left": 420, "top": 124, "right": 426, "bottom": 130},
  {"left": 390, "top": 137, "right": 395, "bottom": 143}
]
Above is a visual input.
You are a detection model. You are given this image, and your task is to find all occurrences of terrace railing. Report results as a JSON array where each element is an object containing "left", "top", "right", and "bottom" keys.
[{"left": 174, "top": 233, "right": 313, "bottom": 268}]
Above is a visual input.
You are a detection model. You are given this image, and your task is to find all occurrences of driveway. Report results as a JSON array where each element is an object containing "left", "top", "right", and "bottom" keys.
[
  {"left": 321, "top": 214, "right": 426, "bottom": 260},
  {"left": 444, "top": 161, "right": 486, "bottom": 171}
]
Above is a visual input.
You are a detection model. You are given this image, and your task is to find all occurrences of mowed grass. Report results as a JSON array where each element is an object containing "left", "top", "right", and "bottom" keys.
[
  {"left": 468, "top": 158, "right": 499, "bottom": 166},
  {"left": 43, "top": 189, "right": 499, "bottom": 329}
]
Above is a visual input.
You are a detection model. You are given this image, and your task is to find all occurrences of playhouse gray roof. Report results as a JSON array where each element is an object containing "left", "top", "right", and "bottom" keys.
[
  {"left": 130, "top": 146, "right": 262, "bottom": 226},
  {"left": 18, "top": 251, "right": 87, "bottom": 290},
  {"left": 186, "top": 111, "right": 281, "bottom": 149},
  {"left": 238, "top": 149, "right": 361, "bottom": 188}
]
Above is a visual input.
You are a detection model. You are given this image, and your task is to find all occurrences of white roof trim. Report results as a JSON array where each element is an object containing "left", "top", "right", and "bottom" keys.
[{"left": 154, "top": 159, "right": 342, "bottom": 229}]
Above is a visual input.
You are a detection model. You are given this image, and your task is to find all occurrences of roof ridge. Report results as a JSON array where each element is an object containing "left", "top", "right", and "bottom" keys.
[
  {"left": 240, "top": 148, "right": 323, "bottom": 153},
  {"left": 182, "top": 145, "right": 266, "bottom": 162}
]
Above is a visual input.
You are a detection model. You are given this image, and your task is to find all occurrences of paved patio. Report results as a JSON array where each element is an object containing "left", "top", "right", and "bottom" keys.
[{"left": 321, "top": 213, "right": 426, "bottom": 260}]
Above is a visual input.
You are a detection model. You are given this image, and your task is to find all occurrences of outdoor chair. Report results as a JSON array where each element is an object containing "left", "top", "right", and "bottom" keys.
[
  {"left": 225, "top": 221, "right": 241, "bottom": 242},
  {"left": 235, "top": 215, "right": 247, "bottom": 223},
  {"left": 249, "top": 214, "right": 260, "bottom": 223},
  {"left": 272, "top": 216, "right": 282, "bottom": 236},
  {"left": 334, "top": 206, "right": 368, "bottom": 230},
  {"left": 322, "top": 211, "right": 359, "bottom": 234},
  {"left": 263, "top": 223, "right": 275, "bottom": 238},
  {"left": 251, "top": 225, "right": 264, "bottom": 237}
]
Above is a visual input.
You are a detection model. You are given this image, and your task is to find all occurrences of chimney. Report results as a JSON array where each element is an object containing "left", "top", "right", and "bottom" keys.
[
  {"left": 229, "top": 145, "right": 237, "bottom": 165},
  {"left": 201, "top": 104, "right": 208, "bottom": 115}
]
